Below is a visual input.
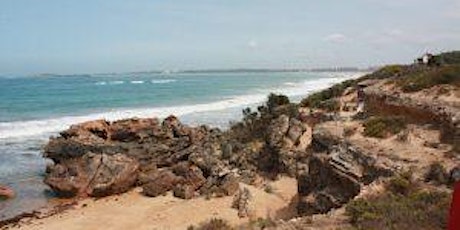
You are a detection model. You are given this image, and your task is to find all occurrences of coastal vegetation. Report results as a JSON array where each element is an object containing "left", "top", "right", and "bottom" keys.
[
  {"left": 300, "top": 78, "right": 356, "bottom": 111},
  {"left": 397, "top": 64, "right": 460, "bottom": 92},
  {"left": 346, "top": 172, "right": 451, "bottom": 230},
  {"left": 229, "top": 93, "right": 297, "bottom": 143},
  {"left": 424, "top": 162, "right": 451, "bottom": 186},
  {"left": 187, "top": 218, "right": 233, "bottom": 230},
  {"left": 363, "top": 116, "right": 407, "bottom": 138}
]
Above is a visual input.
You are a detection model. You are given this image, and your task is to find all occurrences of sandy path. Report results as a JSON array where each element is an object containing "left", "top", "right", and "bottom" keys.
[{"left": 4, "top": 177, "right": 297, "bottom": 230}]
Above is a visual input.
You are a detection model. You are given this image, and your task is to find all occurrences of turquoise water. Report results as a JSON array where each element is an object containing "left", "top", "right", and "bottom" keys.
[{"left": 0, "top": 71, "right": 358, "bottom": 220}]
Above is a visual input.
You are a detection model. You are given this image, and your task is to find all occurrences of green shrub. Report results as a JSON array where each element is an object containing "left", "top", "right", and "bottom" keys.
[
  {"left": 267, "top": 93, "right": 290, "bottom": 112},
  {"left": 347, "top": 172, "right": 450, "bottom": 230},
  {"left": 300, "top": 79, "right": 356, "bottom": 109},
  {"left": 188, "top": 218, "right": 233, "bottom": 230},
  {"left": 373, "top": 65, "right": 405, "bottom": 78},
  {"left": 398, "top": 65, "right": 460, "bottom": 92},
  {"left": 363, "top": 116, "right": 407, "bottom": 138},
  {"left": 229, "top": 93, "right": 297, "bottom": 143},
  {"left": 346, "top": 190, "right": 451, "bottom": 230},
  {"left": 436, "top": 51, "right": 460, "bottom": 65},
  {"left": 249, "top": 217, "right": 277, "bottom": 229},
  {"left": 424, "top": 162, "right": 449, "bottom": 185},
  {"left": 386, "top": 170, "right": 416, "bottom": 196},
  {"left": 263, "top": 184, "right": 275, "bottom": 194}
]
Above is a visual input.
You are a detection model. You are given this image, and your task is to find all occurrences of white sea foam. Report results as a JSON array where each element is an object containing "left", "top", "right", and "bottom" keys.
[
  {"left": 283, "top": 82, "right": 296, "bottom": 86},
  {"left": 0, "top": 72, "right": 364, "bottom": 141},
  {"left": 151, "top": 79, "right": 176, "bottom": 84},
  {"left": 95, "top": 81, "right": 107, "bottom": 85},
  {"left": 130, "top": 80, "right": 144, "bottom": 84},
  {"left": 108, "top": 80, "right": 124, "bottom": 85}
]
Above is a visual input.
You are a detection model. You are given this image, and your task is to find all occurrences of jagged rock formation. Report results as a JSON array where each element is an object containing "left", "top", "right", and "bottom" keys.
[
  {"left": 43, "top": 108, "right": 312, "bottom": 199},
  {"left": 43, "top": 116, "right": 239, "bottom": 198},
  {"left": 297, "top": 124, "right": 393, "bottom": 215}
]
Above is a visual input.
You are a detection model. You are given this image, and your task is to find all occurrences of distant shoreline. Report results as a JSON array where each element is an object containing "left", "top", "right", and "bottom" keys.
[{"left": 17, "top": 68, "right": 372, "bottom": 78}]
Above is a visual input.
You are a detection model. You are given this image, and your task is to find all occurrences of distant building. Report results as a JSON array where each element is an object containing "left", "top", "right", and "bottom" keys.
[{"left": 415, "top": 53, "right": 436, "bottom": 65}]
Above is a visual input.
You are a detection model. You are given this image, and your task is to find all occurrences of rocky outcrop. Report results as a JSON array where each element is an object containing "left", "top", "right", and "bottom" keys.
[
  {"left": 297, "top": 125, "right": 393, "bottom": 216},
  {"left": 257, "top": 115, "right": 312, "bottom": 177},
  {"left": 43, "top": 116, "right": 243, "bottom": 199},
  {"left": 0, "top": 185, "right": 15, "bottom": 200}
]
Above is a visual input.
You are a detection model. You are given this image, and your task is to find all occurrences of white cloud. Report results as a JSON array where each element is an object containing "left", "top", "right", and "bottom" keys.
[
  {"left": 444, "top": 0, "right": 460, "bottom": 18},
  {"left": 324, "top": 33, "right": 347, "bottom": 43},
  {"left": 248, "top": 39, "right": 258, "bottom": 48}
]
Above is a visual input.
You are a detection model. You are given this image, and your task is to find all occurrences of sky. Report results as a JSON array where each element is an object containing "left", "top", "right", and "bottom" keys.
[{"left": 0, "top": 0, "right": 459, "bottom": 75}]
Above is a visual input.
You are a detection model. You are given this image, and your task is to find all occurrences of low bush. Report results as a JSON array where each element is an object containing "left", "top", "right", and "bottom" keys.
[
  {"left": 363, "top": 116, "right": 407, "bottom": 138},
  {"left": 346, "top": 171, "right": 450, "bottom": 230},
  {"left": 398, "top": 64, "right": 460, "bottom": 92},
  {"left": 249, "top": 217, "right": 277, "bottom": 229},
  {"left": 346, "top": 190, "right": 451, "bottom": 230},
  {"left": 229, "top": 93, "right": 297, "bottom": 143},
  {"left": 424, "top": 162, "right": 449, "bottom": 186},
  {"left": 436, "top": 51, "right": 460, "bottom": 65},
  {"left": 300, "top": 79, "right": 356, "bottom": 109},
  {"left": 386, "top": 170, "right": 416, "bottom": 196},
  {"left": 370, "top": 65, "right": 405, "bottom": 78},
  {"left": 187, "top": 218, "right": 233, "bottom": 230}
]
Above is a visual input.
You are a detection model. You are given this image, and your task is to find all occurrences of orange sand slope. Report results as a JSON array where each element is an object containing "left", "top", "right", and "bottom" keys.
[{"left": 8, "top": 177, "right": 297, "bottom": 230}]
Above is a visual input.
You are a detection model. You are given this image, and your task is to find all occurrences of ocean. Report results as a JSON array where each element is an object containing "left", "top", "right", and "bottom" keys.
[{"left": 0, "top": 71, "right": 361, "bottom": 220}]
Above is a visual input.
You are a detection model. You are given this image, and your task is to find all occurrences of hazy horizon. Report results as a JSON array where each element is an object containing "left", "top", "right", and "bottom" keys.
[{"left": 1, "top": 0, "right": 459, "bottom": 75}]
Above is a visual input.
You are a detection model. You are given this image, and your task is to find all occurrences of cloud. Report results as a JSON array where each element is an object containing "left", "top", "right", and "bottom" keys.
[
  {"left": 444, "top": 0, "right": 460, "bottom": 18},
  {"left": 324, "top": 33, "right": 347, "bottom": 43},
  {"left": 248, "top": 39, "right": 258, "bottom": 48}
]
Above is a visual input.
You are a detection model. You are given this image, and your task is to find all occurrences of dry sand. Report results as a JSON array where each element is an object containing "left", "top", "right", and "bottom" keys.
[{"left": 3, "top": 177, "right": 297, "bottom": 230}]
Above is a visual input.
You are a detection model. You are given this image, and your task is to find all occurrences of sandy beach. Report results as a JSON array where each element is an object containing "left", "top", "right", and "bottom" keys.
[{"left": 3, "top": 178, "right": 297, "bottom": 230}]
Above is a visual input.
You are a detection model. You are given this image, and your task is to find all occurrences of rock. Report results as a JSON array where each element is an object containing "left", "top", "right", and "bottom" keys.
[
  {"left": 286, "top": 118, "right": 305, "bottom": 143},
  {"left": 0, "top": 185, "right": 15, "bottom": 199},
  {"left": 62, "top": 119, "right": 110, "bottom": 140},
  {"left": 297, "top": 124, "right": 393, "bottom": 216},
  {"left": 217, "top": 173, "right": 239, "bottom": 196},
  {"left": 137, "top": 164, "right": 158, "bottom": 185},
  {"left": 232, "top": 187, "right": 252, "bottom": 218},
  {"left": 172, "top": 163, "right": 206, "bottom": 190},
  {"left": 297, "top": 156, "right": 361, "bottom": 215},
  {"left": 44, "top": 152, "right": 139, "bottom": 197},
  {"left": 142, "top": 170, "right": 182, "bottom": 197},
  {"left": 173, "top": 184, "right": 195, "bottom": 199},
  {"left": 267, "top": 115, "right": 290, "bottom": 148},
  {"left": 162, "top": 115, "right": 190, "bottom": 137},
  {"left": 43, "top": 116, "right": 227, "bottom": 198},
  {"left": 110, "top": 118, "right": 161, "bottom": 142}
]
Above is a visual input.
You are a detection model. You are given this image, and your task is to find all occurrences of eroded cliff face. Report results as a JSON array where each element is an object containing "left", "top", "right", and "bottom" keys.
[
  {"left": 294, "top": 74, "right": 460, "bottom": 218},
  {"left": 364, "top": 88, "right": 460, "bottom": 145}
]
